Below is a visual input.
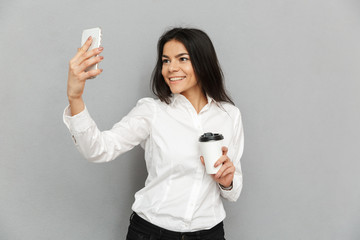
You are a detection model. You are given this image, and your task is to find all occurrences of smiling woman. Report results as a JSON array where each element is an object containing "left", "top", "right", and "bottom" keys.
[
  {"left": 161, "top": 40, "right": 201, "bottom": 107},
  {"left": 64, "top": 27, "right": 244, "bottom": 240},
  {"left": 152, "top": 28, "right": 234, "bottom": 107}
]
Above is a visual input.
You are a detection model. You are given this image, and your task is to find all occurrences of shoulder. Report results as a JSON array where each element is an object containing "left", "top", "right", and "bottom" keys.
[
  {"left": 123, "top": 98, "right": 162, "bottom": 122},
  {"left": 136, "top": 97, "right": 157, "bottom": 105},
  {"left": 216, "top": 101, "right": 241, "bottom": 118},
  {"left": 132, "top": 97, "right": 164, "bottom": 114},
  {"left": 135, "top": 97, "right": 162, "bottom": 108},
  {"left": 216, "top": 102, "right": 243, "bottom": 133}
]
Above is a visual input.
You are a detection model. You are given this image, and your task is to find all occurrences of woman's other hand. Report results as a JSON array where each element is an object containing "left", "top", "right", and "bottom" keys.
[{"left": 200, "top": 146, "right": 235, "bottom": 188}]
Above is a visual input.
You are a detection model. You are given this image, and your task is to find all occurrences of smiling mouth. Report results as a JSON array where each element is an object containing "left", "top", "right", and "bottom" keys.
[{"left": 169, "top": 76, "right": 186, "bottom": 82}]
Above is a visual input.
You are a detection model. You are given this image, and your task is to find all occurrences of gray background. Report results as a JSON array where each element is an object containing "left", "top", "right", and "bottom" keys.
[{"left": 1, "top": 0, "right": 359, "bottom": 239}]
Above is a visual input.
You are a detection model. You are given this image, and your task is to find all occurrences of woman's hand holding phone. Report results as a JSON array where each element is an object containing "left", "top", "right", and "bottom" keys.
[{"left": 67, "top": 36, "right": 104, "bottom": 115}]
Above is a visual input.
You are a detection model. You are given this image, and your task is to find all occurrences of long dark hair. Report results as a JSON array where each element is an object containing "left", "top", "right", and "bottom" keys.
[{"left": 151, "top": 27, "right": 234, "bottom": 105}]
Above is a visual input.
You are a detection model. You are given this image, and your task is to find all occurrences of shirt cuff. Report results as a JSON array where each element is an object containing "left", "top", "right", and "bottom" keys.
[
  {"left": 218, "top": 177, "right": 242, "bottom": 202},
  {"left": 63, "top": 105, "right": 94, "bottom": 134},
  {"left": 219, "top": 181, "right": 233, "bottom": 191}
]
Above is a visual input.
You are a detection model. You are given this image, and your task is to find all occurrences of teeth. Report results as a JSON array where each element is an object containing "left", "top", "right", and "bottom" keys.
[{"left": 170, "top": 77, "right": 185, "bottom": 81}]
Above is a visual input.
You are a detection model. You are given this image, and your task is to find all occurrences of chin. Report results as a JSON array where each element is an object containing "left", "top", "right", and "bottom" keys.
[{"left": 168, "top": 88, "right": 182, "bottom": 94}]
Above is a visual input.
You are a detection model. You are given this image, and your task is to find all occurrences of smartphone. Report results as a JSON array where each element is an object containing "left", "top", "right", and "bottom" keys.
[{"left": 81, "top": 27, "right": 102, "bottom": 76}]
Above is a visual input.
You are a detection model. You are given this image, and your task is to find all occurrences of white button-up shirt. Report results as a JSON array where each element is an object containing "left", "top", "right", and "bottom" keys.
[{"left": 63, "top": 94, "right": 244, "bottom": 232}]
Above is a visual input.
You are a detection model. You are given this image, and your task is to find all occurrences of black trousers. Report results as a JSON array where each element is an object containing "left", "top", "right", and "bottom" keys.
[{"left": 126, "top": 212, "right": 226, "bottom": 240}]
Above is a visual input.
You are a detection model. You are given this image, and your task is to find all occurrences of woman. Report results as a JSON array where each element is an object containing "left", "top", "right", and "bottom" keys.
[{"left": 64, "top": 27, "right": 244, "bottom": 240}]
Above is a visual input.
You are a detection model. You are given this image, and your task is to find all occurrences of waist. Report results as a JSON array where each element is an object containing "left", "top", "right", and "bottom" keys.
[
  {"left": 132, "top": 183, "right": 226, "bottom": 231},
  {"left": 130, "top": 212, "right": 224, "bottom": 239}
]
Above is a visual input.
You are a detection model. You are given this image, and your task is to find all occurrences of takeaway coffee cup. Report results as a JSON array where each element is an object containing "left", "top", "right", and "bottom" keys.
[{"left": 199, "top": 132, "right": 224, "bottom": 174}]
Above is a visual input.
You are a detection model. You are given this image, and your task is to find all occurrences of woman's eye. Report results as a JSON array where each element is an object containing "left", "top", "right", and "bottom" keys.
[
  {"left": 162, "top": 59, "right": 170, "bottom": 64},
  {"left": 180, "top": 57, "right": 189, "bottom": 62}
]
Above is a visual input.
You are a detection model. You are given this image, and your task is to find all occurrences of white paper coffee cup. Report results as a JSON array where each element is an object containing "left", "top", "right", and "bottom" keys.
[{"left": 199, "top": 133, "right": 224, "bottom": 174}]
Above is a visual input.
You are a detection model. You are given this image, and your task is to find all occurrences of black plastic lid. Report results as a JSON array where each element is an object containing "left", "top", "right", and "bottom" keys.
[{"left": 199, "top": 132, "right": 224, "bottom": 142}]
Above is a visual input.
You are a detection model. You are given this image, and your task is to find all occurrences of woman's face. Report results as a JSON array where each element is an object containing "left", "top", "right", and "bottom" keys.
[{"left": 161, "top": 40, "right": 201, "bottom": 99}]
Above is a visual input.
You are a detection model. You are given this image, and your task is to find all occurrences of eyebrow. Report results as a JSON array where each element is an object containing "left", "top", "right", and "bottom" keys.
[{"left": 162, "top": 53, "right": 189, "bottom": 58}]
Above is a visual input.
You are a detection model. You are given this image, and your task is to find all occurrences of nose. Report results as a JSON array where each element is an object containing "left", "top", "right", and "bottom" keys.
[{"left": 168, "top": 61, "right": 179, "bottom": 72}]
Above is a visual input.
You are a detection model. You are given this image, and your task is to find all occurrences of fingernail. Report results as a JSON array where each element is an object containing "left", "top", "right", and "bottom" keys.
[
  {"left": 99, "top": 56, "right": 104, "bottom": 60},
  {"left": 88, "top": 36, "right": 92, "bottom": 40},
  {"left": 98, "top": 47, "right": 104, "bottom": 51}
]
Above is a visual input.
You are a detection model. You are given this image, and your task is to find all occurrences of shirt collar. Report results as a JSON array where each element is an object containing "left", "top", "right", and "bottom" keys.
[{"left": 170, "top": 93, "right": 215, "bottom": 106}]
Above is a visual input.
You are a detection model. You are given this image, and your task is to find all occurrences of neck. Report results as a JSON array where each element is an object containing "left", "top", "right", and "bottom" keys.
[{"left": 181, "top": 91, "right": 208, "bottom": 114}]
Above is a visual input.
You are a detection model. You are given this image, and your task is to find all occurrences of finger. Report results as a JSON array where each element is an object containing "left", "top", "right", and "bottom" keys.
[
  {"left": 78, "top": 68, "right": 103, "bottom": 81},
  {"left": 78, "top": 55, "right": 104, "bottom": 73},
  {"left": 77, "top": 47, "right": 104, "bottom": 65},
  {"left": 222, "top": 146, "right": 228, "bottom": 156},
  {"left": 214, "top": 155, "right": 228, "bottom": 168},
  {"left": 214, "top": 163, "right": 228, "bottom": 179},
  {"left": 72, "top": 36, "right": 93, "bottom": 61},
  {"left": 218, "top": 166, "right": 235, "bottom": 179},
  {"left": 200, "top": 156, "right": 205, "bottom": 166},
  {"left": 79, "top": 36, "right": 93, "bottom": 53},
  {"left": 70, "top": 54, "right": 103, "bottom": 76},
  {"left": 69, "top": 37, "right": 94, "bottom": 67},
  {"left": 73, "top": 46, "right": 103, "bottom": 68},
  {"left": 215, "top": 162, "right": 234, "bottom": 179}
]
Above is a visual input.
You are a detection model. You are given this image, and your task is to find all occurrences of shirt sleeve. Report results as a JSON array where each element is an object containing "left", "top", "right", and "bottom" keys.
[
  {"left": 218, "top": 107, "right": 244, "bottom": 202},
  {"left": 63, "top": 98, "right": 155, "bottom": 163}
]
